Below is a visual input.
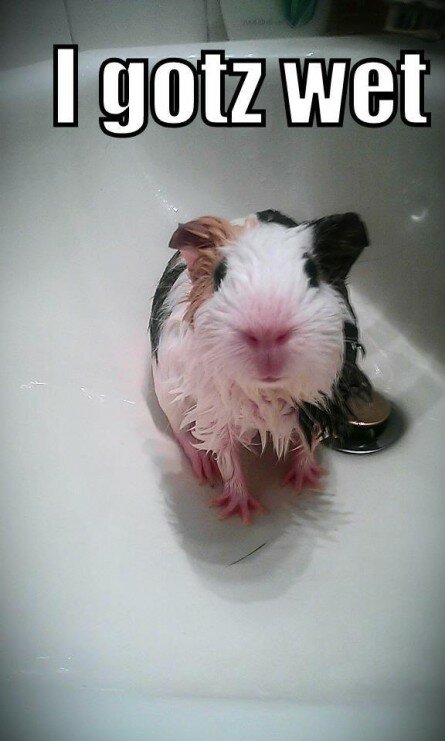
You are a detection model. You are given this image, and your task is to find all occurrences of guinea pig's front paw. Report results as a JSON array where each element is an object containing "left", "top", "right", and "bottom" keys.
[
  {"left": 282, "top": 451, "right": 327, "bottom": 494},
  {"left": 174, "top": 432, "right": 220, "bottom": 486},
  {"left": 211, "top": 481, "right": 266, "bottom": 525}
]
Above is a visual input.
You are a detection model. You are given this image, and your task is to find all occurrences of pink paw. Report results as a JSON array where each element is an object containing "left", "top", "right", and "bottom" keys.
[
  {"left": 175, "top": 433, "right": 220, "bottom": 486},
  {"left": 211, "top": 486, "right": 266, "bottom": 525},
  {"left": 282, "top": 452, "right": 326, "bottom": 494}
]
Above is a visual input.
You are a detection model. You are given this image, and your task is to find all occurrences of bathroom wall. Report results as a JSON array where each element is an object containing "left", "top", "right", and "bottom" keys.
[
  {"left": 0, "top": 0, "right": 71, "bottom": 70},
  {"left": 2, "top": 0, "right": 442, "bottom": 71},
  {"left": 0, "top": 0, "right": 223, "bottom": 71}
]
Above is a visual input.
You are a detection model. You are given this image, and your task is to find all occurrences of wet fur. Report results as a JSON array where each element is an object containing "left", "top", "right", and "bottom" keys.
[{"left": 149, "top": 211, "right": 369, "bottom": 462}]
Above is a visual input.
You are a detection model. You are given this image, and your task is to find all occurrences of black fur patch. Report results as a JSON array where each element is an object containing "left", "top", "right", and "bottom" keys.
[
  {"left": 213, "top": 258, "right": 227, "bottom": 290},
  {"left": 296, "top": 316, "right": 372, "bottom": 446},
  {"left": 256, "top": 209, "right": 299, "bottom": 228},
  {"left": 311, "top": 212, "right": 369, "bottom": 283},
  {"left": 302, "top": 252, "right": 319, "bottom": 288},
  {"left": 149, "top": 251, "right": 186, "bottom": 361}
]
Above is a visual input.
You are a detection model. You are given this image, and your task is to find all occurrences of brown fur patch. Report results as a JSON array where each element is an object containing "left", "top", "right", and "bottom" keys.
[
  {"left": 185, "top": 248, "right": 223, "bottom": 323},
  {"left": 180, "top": 217, "right": 237, "bottom": 324},
  {"left": 170, "top": 215, "right": 257, "bottom": 324},
  {"left": 169, "top": 216, "right": 238, "bottom": 253}
]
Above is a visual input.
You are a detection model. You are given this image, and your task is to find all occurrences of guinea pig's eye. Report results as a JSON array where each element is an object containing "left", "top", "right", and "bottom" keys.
[
  {"left": 213, "top": 258, "right": 228, "bottom": 291},
  {"left": 302, "top": 252, "right": 319, "bottom": 289}
]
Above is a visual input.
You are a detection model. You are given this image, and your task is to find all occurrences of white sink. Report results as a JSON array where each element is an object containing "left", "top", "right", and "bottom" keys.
[{"left": 1, "top": 37, "right": 444, "bottom": 740}]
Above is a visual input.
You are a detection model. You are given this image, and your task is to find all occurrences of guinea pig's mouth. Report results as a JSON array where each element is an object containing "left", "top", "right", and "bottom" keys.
[{"left": 258, "top": 375, "right": 283, "bottom": 385}]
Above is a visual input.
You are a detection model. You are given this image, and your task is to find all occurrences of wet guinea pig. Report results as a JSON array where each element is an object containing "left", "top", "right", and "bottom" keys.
[{"left": 149, "top": 209, "right": 371, "bottom": 523}]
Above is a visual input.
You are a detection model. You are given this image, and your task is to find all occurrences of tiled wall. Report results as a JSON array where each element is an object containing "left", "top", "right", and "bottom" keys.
[{"left": 0, "top": 0, "right": 227, "bottom": 71}]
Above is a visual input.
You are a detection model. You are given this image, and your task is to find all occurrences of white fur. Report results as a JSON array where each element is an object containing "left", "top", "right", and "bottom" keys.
[{"left": 153, "top": 217, "right": 346, "bottom": 474}]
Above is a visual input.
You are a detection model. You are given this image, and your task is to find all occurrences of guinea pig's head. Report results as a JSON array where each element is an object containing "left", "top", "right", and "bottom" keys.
[{"left": 169, "top": 211, "right": 368, "bottom": 402}]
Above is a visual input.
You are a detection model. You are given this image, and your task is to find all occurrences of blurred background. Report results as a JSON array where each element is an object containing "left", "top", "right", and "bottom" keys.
[{"left": 1, "top": 0, "right": 444, "bottom": 71}]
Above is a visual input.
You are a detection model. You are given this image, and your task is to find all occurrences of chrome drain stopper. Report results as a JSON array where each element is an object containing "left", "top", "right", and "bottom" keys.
[{"left": 324, "top": 390, "right": 405, "bottom": 455}]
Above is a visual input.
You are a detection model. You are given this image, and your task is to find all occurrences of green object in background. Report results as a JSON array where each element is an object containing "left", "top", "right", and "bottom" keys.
[
  {"left": 285, "top": 0, "right": 318, "bottom": 26},
  {"left": 219, "top": 0, "right": 330, "bottom": 40}
]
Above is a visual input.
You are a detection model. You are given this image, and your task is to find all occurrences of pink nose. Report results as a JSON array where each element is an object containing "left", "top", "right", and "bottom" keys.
[
  {"left": 242, "top": 328, "right": 293, "bottom": 350},
  {"left": 241, "top": 327, "right": 293, "bottom": 380}
]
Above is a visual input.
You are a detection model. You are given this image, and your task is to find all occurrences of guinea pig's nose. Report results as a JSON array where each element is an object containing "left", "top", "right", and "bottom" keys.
[{"left": 241, "top": 328, "right": 293, "bottom": 350}]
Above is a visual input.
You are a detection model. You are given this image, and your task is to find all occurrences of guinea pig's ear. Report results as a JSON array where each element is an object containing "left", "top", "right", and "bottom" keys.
[
  {"left": 311, "top": 213, "right": 369, "bottom": 282},
  {"left": 168, "top": 216, "right": 236, "bottom": 271}
]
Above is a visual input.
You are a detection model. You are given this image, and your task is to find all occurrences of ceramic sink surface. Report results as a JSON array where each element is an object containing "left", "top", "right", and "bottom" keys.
[{"left": 1, "top": 38, "right": 444, "bottom": 740}]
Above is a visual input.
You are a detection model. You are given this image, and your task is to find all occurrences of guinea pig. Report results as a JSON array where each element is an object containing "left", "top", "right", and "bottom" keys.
[{"left": 149, "top": 209, "right": 371, "bottom": 523}]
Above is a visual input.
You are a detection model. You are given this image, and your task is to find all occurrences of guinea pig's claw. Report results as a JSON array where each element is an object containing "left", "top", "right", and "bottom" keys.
[
  {"left": 282, "top": 458, "right": 326, "bottom": 494},
  {"left": 211, "top": 491, "right": 266, "bottom": 524}
]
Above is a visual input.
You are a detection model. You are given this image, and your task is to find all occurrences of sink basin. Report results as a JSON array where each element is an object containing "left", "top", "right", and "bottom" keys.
[{"left": 1, "top": 36, "right": 444, "bottom": 740}]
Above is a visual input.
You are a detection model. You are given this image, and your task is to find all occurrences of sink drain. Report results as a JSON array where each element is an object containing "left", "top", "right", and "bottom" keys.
[{"left": 323, "top": 390, "right": 405, "bottom": 455}]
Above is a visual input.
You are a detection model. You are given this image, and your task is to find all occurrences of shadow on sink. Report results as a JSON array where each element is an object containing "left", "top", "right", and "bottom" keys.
[{"left": 143, "top": 366, "right": 351, "bottom": 603}]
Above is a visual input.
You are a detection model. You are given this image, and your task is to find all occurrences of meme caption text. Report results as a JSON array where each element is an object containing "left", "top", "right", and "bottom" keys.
[{"left": 53, "top": 46, "right": 431, "bottom": 136}]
